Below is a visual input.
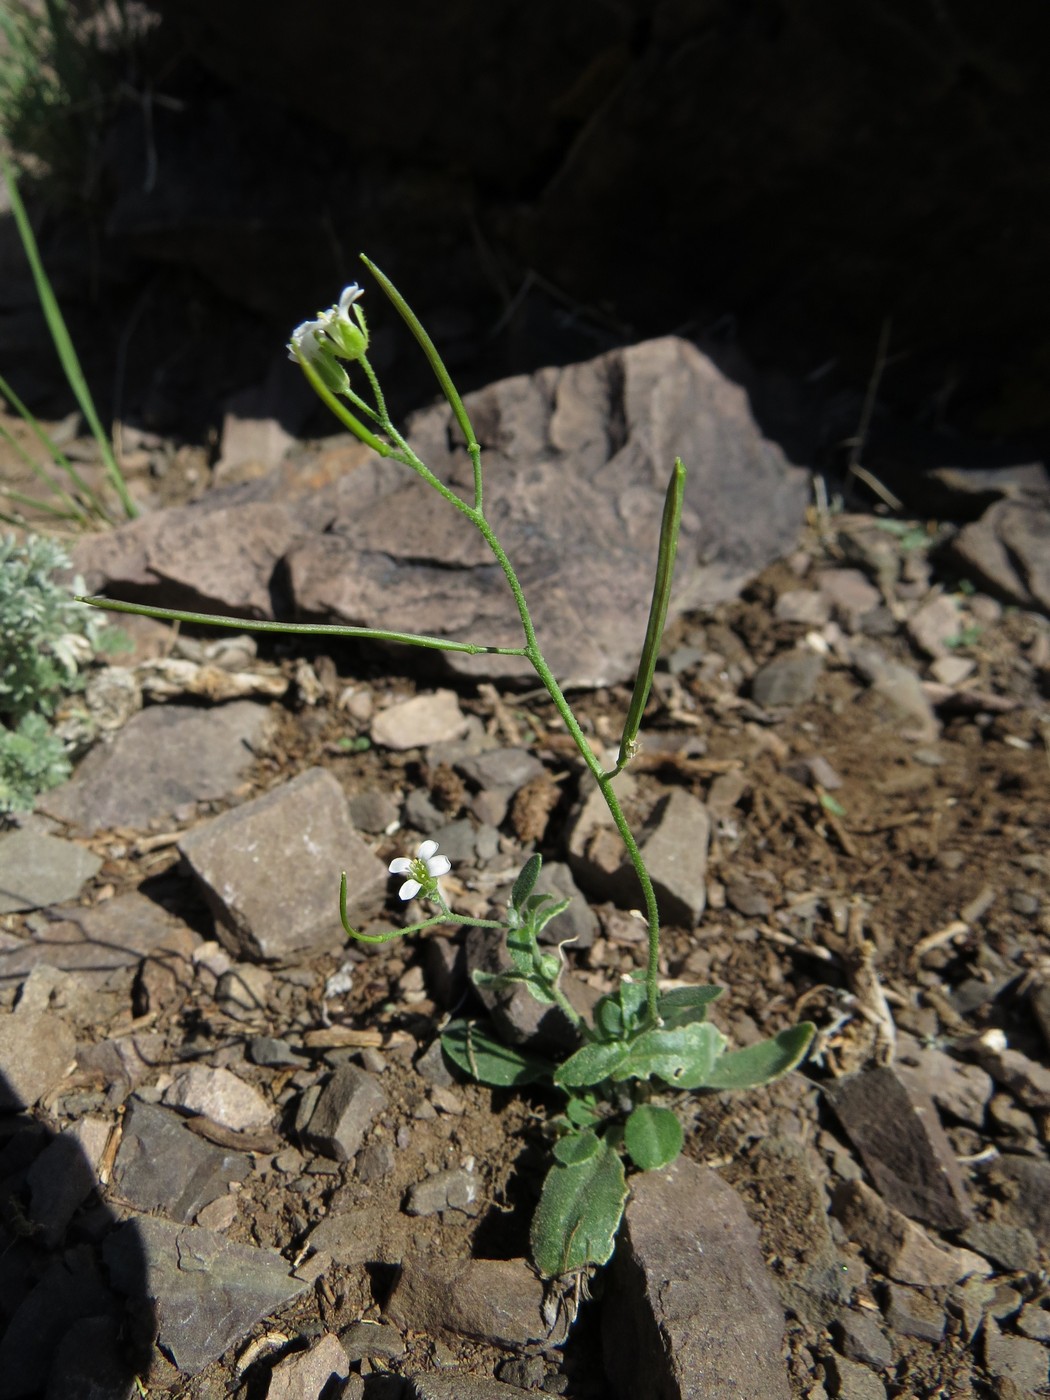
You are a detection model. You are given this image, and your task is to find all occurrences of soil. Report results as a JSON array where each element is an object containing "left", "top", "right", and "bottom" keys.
[{"left": 2, "top": 415, "right": 1050, "bottom": 1399}]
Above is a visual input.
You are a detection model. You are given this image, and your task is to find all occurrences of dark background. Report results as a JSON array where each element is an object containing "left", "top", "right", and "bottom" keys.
[{"left": 4, "top": 0, "right": 1049, "bottom": 490}]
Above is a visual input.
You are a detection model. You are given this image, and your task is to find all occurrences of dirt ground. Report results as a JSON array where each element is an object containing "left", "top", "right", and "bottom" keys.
[{"left": 3, "top": 411, "right": 1050, "bottom": 1398}]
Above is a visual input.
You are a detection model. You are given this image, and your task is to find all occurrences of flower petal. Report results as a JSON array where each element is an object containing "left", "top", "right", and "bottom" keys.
[
  {"left": 338, "top": 284, "right": 364, "bottom": 314},
  {"left": 388, "top": 857, "right": 413, "bottom": 875},
  {"left": 398, "top": 878, "right": 422, "bottom": 901},
  {"left": 417, "top": 839, "right": 439, "bottom": 861},
  {"left": 426, "top": 855, "right": 451, "bottom": 877}
]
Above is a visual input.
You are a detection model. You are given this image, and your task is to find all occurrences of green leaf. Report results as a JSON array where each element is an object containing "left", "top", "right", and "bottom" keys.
[
  {"left": 702, "top": 1023, "right": 816, "bottom": 1091},
  {"left": 511, "top": 854, "right": 542, "bottom": 912},
  {"left": 440, "top": 1019, "right": 555, "bottom": 1087},
  {"left": 564, "top": 1094, "right": 602, "bottom": 1128},
  {"left": 523, "top": 894, "right": 572, "bottom": 939},
  {"left": 624, "top": 1104, "right": 683, "bottom": 1171},
  {"left": 613, "top": 1021, "right": 726, "bottom": 1088},
  {"left": 552, "top": 1129, "right": 601, "bottom": 1166},
  {"left": 530, "top": 1142, "right": 628, "bottom": 1278},
  {"left": 593, "top": 976, "right": 648, "bottom": 1041},
  {"left": 656, "top": 984, "right": 723, "bottom": 1029},
  {"left": 554, "top": 1038, "right": 631, "bottom": 1089}
]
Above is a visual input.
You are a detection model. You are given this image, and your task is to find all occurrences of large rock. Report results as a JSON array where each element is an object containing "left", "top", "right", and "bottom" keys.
[{"left": 602, "top": 1158, "right": 791, "bottom": 1400}]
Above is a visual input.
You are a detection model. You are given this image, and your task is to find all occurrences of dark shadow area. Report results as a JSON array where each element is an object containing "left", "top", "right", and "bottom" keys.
[{"left": 0, "top": 1069, "right": 150, "bottom": 1400}]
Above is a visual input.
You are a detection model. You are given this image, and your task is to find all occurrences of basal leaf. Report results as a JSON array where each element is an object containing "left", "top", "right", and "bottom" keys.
[
  {"left": 531, "top": 1142, "right": 628, "bottom": 1278},
  {"left": 553, "top": 1038, "right": 630, "bottom": 1089},
  {"left": 552, "top": 1129, "right": 601, "bottom": 1166},
  {"left": 624, "top": 1104, "right": 683, "bottom": 1171},
  {"left": 441, "top": 1018, "right": 555, "bottom": 1087},
  {"left": 613, "top": 1020, "right": 726, "bottom": 1088},
  {"left": 656, "top": 984, "right": 723, "bottom": 1029},
  {"left": 564, "top": 1094, "right": 602, "bottom": 1128},
  {"left": 701, "top": 1022, "right": 816, "bottom": 1091}
]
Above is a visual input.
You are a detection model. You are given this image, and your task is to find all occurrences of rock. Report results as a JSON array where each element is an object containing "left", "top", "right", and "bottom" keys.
[
  {"left": 982, "top": 1318, "right": 1050, "bottom": 1393},
  {"left": 852, "top": 648, "right": 939, "bottom": 742},
  {"left": 894, "top": 1035, "right": 993, "bottom": 1130},
  {"left": 39, "top": 701, "right": 274, "bottom": 833},
  {"left": 404, "top": 1166, "right": 480, "bottom": 1217},
  {"left": 179, "top": 767, "right": 386, "bottom": 959},
  {"left": 371, "top": 690, "right": 469, "bottom": 750},
  {"left": 603, "top": 1158, "right": 790, "bottom": 1400},
  {"left": 818, "top": 568, "right": 883, "bottom": 629},
  {"left": 385, "top": 1256, "right": 549, "bottom": 1348},
  {"left": 110, "top": 1096, "right": 251, "bottom": 1221},
  {"left": 215, "top": 963, "right": 274, "bottom": 1019},
  {"left": 266, "top": 1333, "right": 349, "bottom": 1400},
  {"left": 1030, "top": 981, "right": 1050, "bottom": 1054},
  {"left": 830, "top": 1180, "right": 985, "bottom": 1287},
  {"left": 456, "top": 747, "right": 545, "bottom": 792},
  {"left": 161, "top": 1064, "right": 271, "bottom": 1131},
  {"left": 103, "top": 1216, "right": 307, "bottom": 1376},
  {"left": 356, "top": 1141, "right": 395, "bottom": 1183},
  {"left": 823, "top": 1354, "right": 886, "bottom": 1400},
  {"left": 959, "top": 1221, "right": 1039, "bottom": 1273},
  {"left": 0, "top": 829, "right": 102, "bottom": 913},
  {"left": 951, "top": 496, "right": 1050, "bottom": 613},
  {"left": 44, "top": 1314, "right": 137, "bottom": 1400},
  {"left": 298, "top": 1064, "right": 386, "bottom": 1162},
  {"left": 26, "top": 1117, "right": 111, "bottom": 1247},
  {"left": 0, "top": 1008, "right": 75, "bottom": 1108},
  {"left": 775, "top": 590, "right": 832, "bottom": 626},
  {"left": 406, "top": 1376, "right": 537, "bottom": 1400},
  {"left": 980, "top": 1154, "right": 1050, "bottom": 1250},
  {"left": 347, "top": 787, "right": 400, "bottom": 834},
  {"left": 929, "top": 655, "right": 975, "bottom": 687},
  {"left": 306, "top": 1202, "right": 410, "bottom": 1268},
  {"left": 724, "top": 872, "right": 772, "bottom": 918},
  {"left": 1017, "top": 1303, "right": 1050, "bottom": 1342},
  {"left": 464, "top": 924, "right": 596, "bottom": 1054},
  {"left": 823, "top": 1066, "right": 973, "bottom": 1230},
  {"left": 832, "top": 1311, "right": 892, "bottom": 1370},
  {"left": 977, "top": 1043, "right": 1050, "bottom": 1111},
  {"left": 751, "top": 650, "right": 824, "bottom": 707},
  {"left": 613, "top": 789, "right": 712, "bottom": 928},
  {"left": 249, "top": 1035, "right": 308, "bottom": 1068},
  {"left": 906, "top": 594, "right": 961, "bottom": 658},
  {"left": 530, "top": 859, "right": 598, "bottom": 949},
  {"left": 340, "top": 1321, "right": 406, "bottom": 1362},
  {"left": 285, "top": 337, "right": 809, "bottom": 687},
  {"left": 881, "top": 1283, "right": 945, "bottom": 1342}
]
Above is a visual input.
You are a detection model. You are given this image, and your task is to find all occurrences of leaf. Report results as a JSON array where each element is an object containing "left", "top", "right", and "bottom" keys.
[
  {"left": 656, "top": 984, "right": 723, "bottom": 1029},
  {"left": 511, "top": 854, "right": 542, "bottom": 912},
  {"left": 702, "top": 1023, "right": 816, "bottom": 1091},
  {"left": 612, "top": 1021, "right": 726, "bottom": 1088},
  {"left": 530, "top": 1142, "right": 628, "bottom": 1278},
  {"left": 553, "top": 1038, "right": 630, "bottom": 1089},
  {"left": 624, "top": 1104, "right": 683, "bottom": 1171},
  {"left": 593, "top": 976, "right": 648, "bottom": 1041},
  {"left": 440, "top": 1018, "right": 555, "bottom": 1087},
  {"left": 564, "top": 1094, "right": 602, "bottom": 1128},
  {"left": 552, "top": 1129, "right": 601, "bottom": 1166},
  {"left": 471, "top": 969, "right": 557, "bottom": 1006}
]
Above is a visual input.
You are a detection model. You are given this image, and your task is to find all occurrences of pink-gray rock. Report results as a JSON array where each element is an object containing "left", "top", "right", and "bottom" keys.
[
  {"left": 823, "top": 1354, "right": 887, "bottom": 1400},
  {"left": 267, "top": 1332, "right": 349, "bottom": 1400},
  {"left": 950, "top": 496, "right": 1050, "bottom": 614},
  {"left": 906, "top": 593, "right": 961, "bottom": 659},
  {"left": 111, "top": 1096, "right": 251, "bottom": 1221},
  {"left": 162, "top": 1064, "right": 271, "bottom": 1131},
  {"left": 830, "top": 1180, "right": 985, "bottom": 1287},
  {"left": 385, "top": 1256, "right": 550, "bottom": 1348},
  {"left": 602, "top": 1158, "right": 791, "bottom": 1400},
  {"left": 894, "top": 1035, "right": 993, "bottom": 1130},
  {"left": 178, "top": 767, "right": 386, "bottom": 960},
  {"left": 103, "top": 1216, "right": 307, "bottom": 1376},
  {"left": 0, "top": 829, "right": 102, "bottom": 914},
  {"left": 371, "top": 690, "right": 469, "bottom": 750},
  {"left": 751, "top": 649, "right": 824, "bottom": 708},
  {"left": 983, "top": 1317, "right": 1050, "bottom": 1393},
  {"left": 404, "top": 1166, "right": 480, "bottom": 1217},
  {"left": 406, "top": 1375, "right": 537, "bottom": 1400},
  {"left": 38, "top": 701, "right": 274, "bottom": 833},
  {"left": 823, "top": 1065, "right": 973, "bottom": 1230},
  {"left": 0, "top": 1009, "right": 75, "bottom": 1109},
  {"left": 298, "top": 1063, "right": 386, "bottom": 1162}
]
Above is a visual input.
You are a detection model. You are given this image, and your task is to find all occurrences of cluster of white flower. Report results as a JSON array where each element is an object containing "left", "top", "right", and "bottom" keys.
[
  {"left": 287, "top": 284, "right": 369, "bottom": 391},
  {"left": 388, "top": 839, "right": 451, "bottom": 902}
]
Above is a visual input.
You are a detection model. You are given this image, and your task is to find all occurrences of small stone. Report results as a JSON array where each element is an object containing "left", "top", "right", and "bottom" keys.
[
  {"left": 959, "top": 1221, "right": 1039, "bottom": 1273},
  {"left": 455, "top": 747, "right": 545, "bottom": 792},
  {"left": 983, "top": 1318, "right": 1050, "bottom": 1393},
  {"left": 340, "top": 1320, "right": 406, "bottom": 1362},
  {"left": 833, "top": 1310, "right": 893, "bottom": 1370},
  {"left": 532, "top": 860, "right": 598, "bottom": 949},
  {"left": 26, "top": 1117, "right": 110, "bottom": 1247},
  {"left": 0, "top": 1009, "right": 75, "bottom": 1109},
  {"left": 1017, "top": 1303, "right": 1050, "bottom": 1342},
  {"left": 983, "top": 1154, "right": 1050, "bottom": 1249},
  {"left": 831, "top": 1180, "right": 986, "bottom": 1287},
  {"left": 0, "top": 829, "right": 102, "bottom": 913},
  {"left": 724, "top": 872, "right": 772, "bottom": 917},
  {"left": 751, "top": 650, "right": 824, "bottom": 707},
  {"left": 267, "top": 1332, "right": 349, "bottom": 1400},
  {"left": 162, "top": 1064, "right": 271, "bottom": 1131},
  {"left": 823, "top": 1066, "right": 973, "bottom": 1230},
  {"left": 929, "top": 655, "right": 976, "bottom": 686},
  {"left": 978, "top": 1044, "right": 1050, "bottom": 1111},
  {"left": 357, "top": 1141, "right": 395, "bottom": 1183},
  {"left": 347, "top": 788, "right": 401, "bottom": 833},
  {"left": 111, "top": 1096, "right": 251, "bottom": 1222},
  {"left": 196, "top": 1192, "right": 239, "bottom": 1232},
  {"left": 775, "top": 590, "right": 832, "bottom": 625},
  {"left": 404, "top": 1166, "right": 480, "bottom": 1217},
  {"left": 819, "top": 569, "right": 882, "bottom": 629},
  {"left": 385, "top": 1256, "right": 548, "bottom": 1348},
  {"left": 249, "top": 1036, "right": 307, "bottom": 1068},
  {"left": 854, "top": 649, "right": 939, "bottom": 742},
  {"left": 894, "top": 1035, "right": 993, "bottom": 1130},
  {"left": 299, "top": 1065, "right": 386, "bottom": 1163},
  {"left": 881, "top": 1282, "right": 945, "bottom": 1342},
  {"left": 406, "top": 1375, "right": 538, "bottom": 1400},
  {"left": 906, "top": 594, "right": 961, "bottom": 659},
  {"left": 430, "top": 1084, "right": 466, "bottom": 1115},
  {"left": 706, "top": 769, "right": 749, "bottom": 821},
  {"left": 371, "top": 690, "right": 469, "bottom": 750},
  {"left": 823, "top": 1353, "right": 887, "bottom": 1400}
]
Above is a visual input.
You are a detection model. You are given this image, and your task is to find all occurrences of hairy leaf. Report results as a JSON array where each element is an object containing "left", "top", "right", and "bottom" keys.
[
  {"left": 656, "top": 984, "right": 723, "bottom": 1029},
  {"left": 701, "top": 1023, "right": 816, "bottom": 1091},
  {"left": 531, "top": 1141, "right": 628, "bottom": 1278},
  {"left": 552, "top": 1129, "right": 601, "bottom": 1166},
  {"left": 511, "top": 853, "right": 542, "bottom": 911},
  {"left": 553, "top": 1038, "right": 630, "bottom": 1089},
  {"left": 613, "top": 1021, "right": 726, "bottom": 1088},
  {"left": 624, "top": 1104, "right": 683, "bottom": 1171},
  {"left": 441, "top": 1018, "right": 554, "bottom": 1087}
]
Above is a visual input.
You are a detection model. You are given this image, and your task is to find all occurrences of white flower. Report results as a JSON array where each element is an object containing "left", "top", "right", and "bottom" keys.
[
  {"left": 388, "top": 839, "right": 451, "bottom": 901},
  {"left": 287, "top": 318, "right": 326, "bottom": 364}
]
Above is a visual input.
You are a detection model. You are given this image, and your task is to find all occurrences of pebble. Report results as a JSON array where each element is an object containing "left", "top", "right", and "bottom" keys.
[
  {"left": 267, "top": 1332, "right": 349, "bottom": 1400},
  {"left": 775, "top": 590, "right": 832, "bottom": 625},
  {"left": 299, "top": 1065, "right": 387, "bottom": 1163},
  {"left": 371, "top": 690, "right": 469, "bottom": 751},
  {"left": 823, "top": 1353, "right": 886, "bottom": 1400},
  {"left": 881, "top": 1282, "right": 945, "bottom": 1342},
  {"left": 356, "top": 1141, "right": 395, "bottom": 1183},
  {"left": 0, "top": 828, "right": 102, "bottom": 913},
  {"left": 1017, "top": 1303, "right": 1050, "bottom": 1342},
  {"left": 751, "top": 649, "right": 824, "bottom": 707},
  {"left": 404, "top": 1166, "right": 480, "bottom": 1216},
  {"left": 111, "top": 1096, "right": 251, "bottom": 1221},
  {"left": 959, "top": 1221, "right": 1039, "bottom": 1273},
  {"left": 818, "top": 568, "right": 882, "bottom": 629},
  {"left": 386, "top": 1256, "right": 550, "bottom": 1347},
  {"left": 830, "top": 1180, "right": 986, "bottom": 1286},
  {"left": 162, "top": 1064, "right": 272, "bottom": 1131},
  {"left": 215, "top": 963, "right": 275, "bottom": 1019},
  {"left": 906, "top": 593, "right": 961, "bottom": 659},
  {"left": 833, "top": 1309, "right": 893, "bottom": 1370},
  {"left": 0, "top": 1008, "right": 75, "bottom": 1109},
  {"left": 983, "top": 1318, "right": 1050, "bottom": 1393}
]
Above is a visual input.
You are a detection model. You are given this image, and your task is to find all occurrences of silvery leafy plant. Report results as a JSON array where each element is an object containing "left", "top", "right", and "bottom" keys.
[{"left": 82, "top": 262, "right": 816, "bottom": 1279}]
